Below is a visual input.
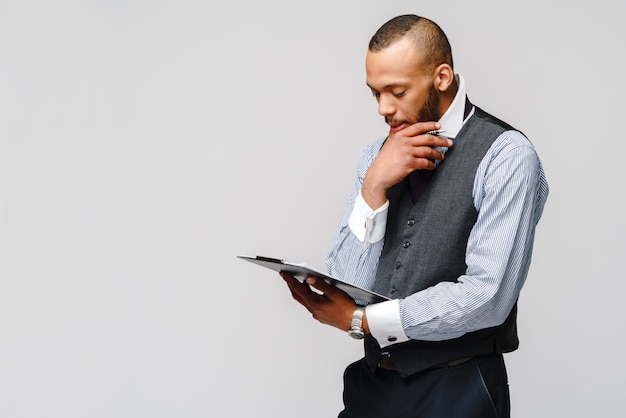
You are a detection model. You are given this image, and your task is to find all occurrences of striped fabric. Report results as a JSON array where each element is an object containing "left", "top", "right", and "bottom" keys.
[{"left": 326, "top": 128, "right": 549, "bottom": 342}]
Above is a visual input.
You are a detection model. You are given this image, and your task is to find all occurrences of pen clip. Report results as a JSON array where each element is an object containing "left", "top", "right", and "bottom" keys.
[{"left": 426, "top": 129, "right": 447, "bottom": 135}]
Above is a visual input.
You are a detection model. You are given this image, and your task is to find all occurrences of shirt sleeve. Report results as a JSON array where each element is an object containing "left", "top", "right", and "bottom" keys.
[
  {"left": 348, "top": 191, "right": 389, "bottom": 244},
  {"left": 326, "top": 138, "right": 386, "bottom": 293},
  {"left": 326, "top": 138, "right": 411, "bottom": 348},
  {"left": 366, "top": 300, "right": 411, "bottom": 348},
  {"left": 398, "top": 130, "right": 549, "bottom": 341}
]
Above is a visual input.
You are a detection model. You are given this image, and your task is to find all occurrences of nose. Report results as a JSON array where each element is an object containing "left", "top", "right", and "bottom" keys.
[{"left": 377, "top": 95, "right": 395, "bottom": 117}]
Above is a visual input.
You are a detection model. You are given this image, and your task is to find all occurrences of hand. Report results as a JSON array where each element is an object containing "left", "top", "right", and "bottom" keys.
[
  {"left": 362, "top": 121, "right": 453, "bottom": 209},
  {"left": 281, "top": 272, "right": 357, "bottom": 332}
]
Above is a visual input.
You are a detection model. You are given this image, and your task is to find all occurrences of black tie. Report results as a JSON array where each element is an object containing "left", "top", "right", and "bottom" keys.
[{"left": 407, "top": 169, "right": 433, "bottom": 202}]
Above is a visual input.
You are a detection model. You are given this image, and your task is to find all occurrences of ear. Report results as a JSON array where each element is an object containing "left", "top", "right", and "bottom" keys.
[{"left": 433, "top": 64, "right": 454, "bottom": 92}]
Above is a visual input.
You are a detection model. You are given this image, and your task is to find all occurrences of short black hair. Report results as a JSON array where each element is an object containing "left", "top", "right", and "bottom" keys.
[{"left": 369, "top": 14, "right": 454, "bottom": 72}]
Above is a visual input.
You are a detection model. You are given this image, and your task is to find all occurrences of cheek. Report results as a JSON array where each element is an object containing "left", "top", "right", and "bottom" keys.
[{"left": 401, "top": 96, "right": 425, "bottom": 120}]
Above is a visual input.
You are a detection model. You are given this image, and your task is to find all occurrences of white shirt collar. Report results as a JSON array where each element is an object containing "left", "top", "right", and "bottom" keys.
[{"left": 437, "top": 74, "right": 471, "bottom": 139}]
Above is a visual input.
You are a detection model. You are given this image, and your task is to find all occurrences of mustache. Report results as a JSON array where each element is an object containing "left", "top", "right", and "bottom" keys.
[{"left": 385, "top": 118, "right": 413, "bottom": 125}]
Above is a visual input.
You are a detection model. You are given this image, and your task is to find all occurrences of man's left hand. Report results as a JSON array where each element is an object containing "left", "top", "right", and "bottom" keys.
[{"left": 281, "top": 272, "right": 357, "bottom": 332}]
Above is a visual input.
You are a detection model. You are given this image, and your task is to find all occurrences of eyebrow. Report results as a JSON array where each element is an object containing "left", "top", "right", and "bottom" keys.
[{"left": 366, "top": 82, "right": 406, "bottom": 91}]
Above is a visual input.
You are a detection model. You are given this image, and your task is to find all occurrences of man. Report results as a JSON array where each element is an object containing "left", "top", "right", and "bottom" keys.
[{"left": 282, "top": 14, "right": 548, "bottom": 418}]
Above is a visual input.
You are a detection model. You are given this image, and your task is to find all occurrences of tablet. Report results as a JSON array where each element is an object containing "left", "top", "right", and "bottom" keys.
[{"left": 238, "top": 255, "right": 389, "bottom": 304}]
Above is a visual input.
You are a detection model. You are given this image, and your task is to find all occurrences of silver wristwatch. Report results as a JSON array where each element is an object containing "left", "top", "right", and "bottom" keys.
[{"left": 348, "top": 306, "right": 365, "bottom": 339}]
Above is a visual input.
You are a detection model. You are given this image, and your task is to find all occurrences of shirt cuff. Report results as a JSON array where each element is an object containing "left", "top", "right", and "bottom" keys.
[
  {"left": 366, "top": 300, "right": 410, "bottom": 349},
  {"left": 348, "top": 191, "right": 389, "bottom": 244}
]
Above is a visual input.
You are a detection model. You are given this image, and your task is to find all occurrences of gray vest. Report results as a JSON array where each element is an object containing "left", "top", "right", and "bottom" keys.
[{"left": 364, "top": 107, "right": 520, "bottom": 377}]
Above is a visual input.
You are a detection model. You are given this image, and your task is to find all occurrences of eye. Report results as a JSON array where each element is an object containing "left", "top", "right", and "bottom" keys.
[
  {"left": 371, "top": 90, "right": 380, "bottom": 99},
  {"left": 393, "top": 91, "right": 406, "bottom": 98}
]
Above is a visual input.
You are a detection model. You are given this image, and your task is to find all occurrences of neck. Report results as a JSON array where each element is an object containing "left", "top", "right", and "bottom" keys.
[{"left": 438, "top": 77, "right": 459, "bottom": 118}]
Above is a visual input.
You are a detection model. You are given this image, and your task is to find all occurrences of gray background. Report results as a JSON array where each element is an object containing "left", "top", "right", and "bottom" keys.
[{"left": 1, "top": 1, "right": 624, "bottom": 417}]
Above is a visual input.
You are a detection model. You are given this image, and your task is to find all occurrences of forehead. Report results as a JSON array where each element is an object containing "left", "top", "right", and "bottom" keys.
[{"left": 366, "top": 37, "right": 426, "bottom": 88}]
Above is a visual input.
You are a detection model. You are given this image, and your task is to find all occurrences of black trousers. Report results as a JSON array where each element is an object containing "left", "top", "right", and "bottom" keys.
[{"left": 338, "top": 353, "right": 510, "bottom": 418}]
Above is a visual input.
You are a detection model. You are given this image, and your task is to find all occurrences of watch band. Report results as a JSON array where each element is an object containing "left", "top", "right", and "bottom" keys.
[{"left": 348, "top": 306, "right": 365, "bottom": 339}]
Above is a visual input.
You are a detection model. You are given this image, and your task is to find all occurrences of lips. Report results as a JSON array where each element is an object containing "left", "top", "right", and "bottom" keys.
[
  {"left": 389, "top": 122, "right": 409, "bottom": 132},
  {"left": 386, "top": 117, "right": 412, "bottom": 132}
]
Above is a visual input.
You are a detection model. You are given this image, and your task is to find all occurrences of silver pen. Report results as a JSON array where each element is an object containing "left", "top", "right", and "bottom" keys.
[{"left": 426, "top": 129, "right": 453, "bottom": 140}]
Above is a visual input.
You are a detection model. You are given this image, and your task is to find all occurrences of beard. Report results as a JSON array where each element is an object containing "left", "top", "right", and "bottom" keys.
[
  {"left": 385, "top": 84, "right": 442, "bottom": 126},
  {"left": 416, "top": 83, "right": 440, "bottom": 123}
]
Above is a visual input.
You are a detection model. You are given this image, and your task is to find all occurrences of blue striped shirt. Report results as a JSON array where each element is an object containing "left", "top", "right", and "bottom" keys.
[{"left": 326, "top": 76, "right": 549, "bottom": 346}]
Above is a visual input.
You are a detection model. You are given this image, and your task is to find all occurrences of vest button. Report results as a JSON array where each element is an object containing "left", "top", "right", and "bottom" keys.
[
  {"left": 403, "top": 241, "right": 410, "bottom": 248},
  {"left": 390, "top": 286, "right": 397, "bottom": 294},
  {"left": 395, "top": 261, "right": 402, "bottom": 270},
  {"left": 407, "top": 219, "right": 415, "bottom": 226}
]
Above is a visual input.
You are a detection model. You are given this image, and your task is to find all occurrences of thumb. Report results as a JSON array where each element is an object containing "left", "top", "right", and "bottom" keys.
[
  {"left": 306, "top": 276, "right": 344, "bottom": 299},
  {"left": 305, "top": 276, "right": 331, "bottom": 293}
]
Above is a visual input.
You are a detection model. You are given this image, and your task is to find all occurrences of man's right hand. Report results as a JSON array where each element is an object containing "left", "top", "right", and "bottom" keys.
[{"left": 361, "top": 122, "right": 453, "bottom": 209}]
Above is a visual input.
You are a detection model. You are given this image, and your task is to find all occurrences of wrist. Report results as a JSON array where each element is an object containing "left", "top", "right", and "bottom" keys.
[
  {"left": 347, "top": 305, "right": 367, "bottom": 340},
  {"left": 361, "top": 180, "right": 388, "bottom": 210}
]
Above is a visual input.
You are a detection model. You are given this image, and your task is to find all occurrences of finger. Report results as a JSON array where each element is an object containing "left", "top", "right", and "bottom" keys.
[
  {"left": 410, "top": 146, "right": 445, "bottom": 162},
  {"left": 283, "top": 273, "right": 322, "bottom": 300},
  {"left": 282, "top": 273, "right": 307, "bottom": 294},
  {"left": 400, "top": 121, "right": 441, "bottom": 136},
  {"left": 425, "top": 135, "right": 454, "bottom": 148},
  {"left": 305, "top": 277, "right": 352, "bottom": 302},
  {"left": 287, "top": 285, "right": 308, "bottom": 307},
  {"left": 281, "top": 273, "right": 317, "bottom": 310},
  {"left": 408, "top": 134, "right": 453, "bottom": 149},
  {"left": 280, "top": 271, "right": 301, "bottom": 289},
  {"left": 305, "top": 276, "right": 333, "bottom": 295},
  {"left": 412, "top": 159, "right": 437, "bottom": 171}
]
